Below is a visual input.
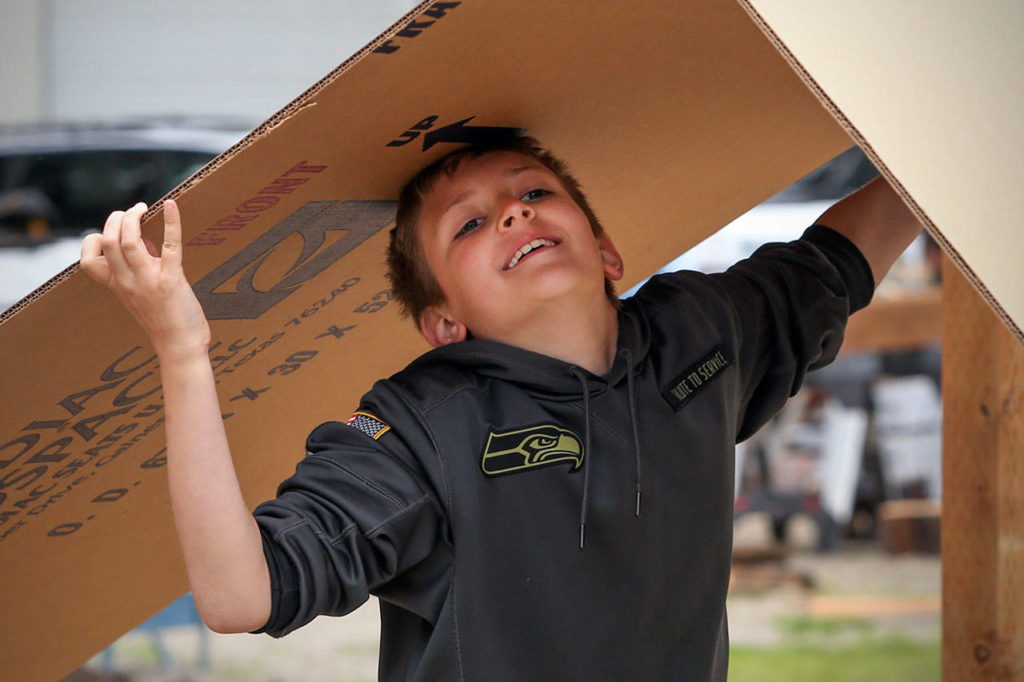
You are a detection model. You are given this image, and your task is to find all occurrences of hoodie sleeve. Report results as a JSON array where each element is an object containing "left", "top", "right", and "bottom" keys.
[
  {"left": 251, "top": 397, "right": 446, "bottom": 638},
  {"left": 713, "top": 225, "right": 874, "bottom": 441}
]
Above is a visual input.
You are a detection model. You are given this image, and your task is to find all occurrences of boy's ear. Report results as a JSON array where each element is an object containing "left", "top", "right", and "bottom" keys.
[
  {"left": 419, "top": 305, "right": 468, "bottom": 348},
  {"left": 599, "top": 234, "right": 625, "bottom": 282}
]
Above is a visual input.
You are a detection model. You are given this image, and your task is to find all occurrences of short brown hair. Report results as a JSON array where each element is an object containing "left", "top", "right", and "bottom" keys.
[{"left": 387, "top": 135, "right": 615, "bottom": 329}]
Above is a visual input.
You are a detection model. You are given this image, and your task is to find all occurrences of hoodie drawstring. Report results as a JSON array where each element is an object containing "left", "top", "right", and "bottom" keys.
[
  {"left": 571, "top": 368, "right": 592, "bottom": 549},
  {"left": 571, "top": 352, "right": 644, "bottom": 549},
  {"left": 622, "top": 348, "right": 643, "bottom": 518}
]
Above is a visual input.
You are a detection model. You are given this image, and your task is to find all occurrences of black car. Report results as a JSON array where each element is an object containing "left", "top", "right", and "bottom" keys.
[{"left": 0, "top": 116, "right": 252, "bottom": 245}]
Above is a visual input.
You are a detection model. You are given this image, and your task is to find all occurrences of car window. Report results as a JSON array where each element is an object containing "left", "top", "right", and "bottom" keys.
[
  {"left": 768, "top": 147, "right": 878, "bottom": 203},
  {"left": 0, "top": 155, "right": 19, "bottom": 189},
  {"left": 1, "top": 149, "right": 213, "bottom": 234}
]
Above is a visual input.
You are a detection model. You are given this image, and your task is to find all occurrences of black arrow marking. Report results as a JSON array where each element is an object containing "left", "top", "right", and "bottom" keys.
[{"left": 421, "top": 117, "right": 524, "bottom": 151}]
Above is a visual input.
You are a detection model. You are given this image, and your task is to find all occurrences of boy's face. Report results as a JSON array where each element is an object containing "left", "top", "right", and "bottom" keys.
[{"left": 416, "top": 151, "right": 623, "bottom": 347}]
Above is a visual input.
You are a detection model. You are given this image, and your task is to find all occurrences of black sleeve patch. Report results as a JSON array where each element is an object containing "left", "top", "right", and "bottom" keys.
[{"left": 661, "top": 345, "right": 731, "bottom": 411}]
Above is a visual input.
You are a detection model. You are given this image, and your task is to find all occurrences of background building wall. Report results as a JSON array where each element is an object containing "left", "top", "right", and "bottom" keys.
[
  {"left": 0, "top": 0, "right": 47, "bottom": 124},
  {"left": 1, "top": 0, "right": 419, "bottom": 125}
]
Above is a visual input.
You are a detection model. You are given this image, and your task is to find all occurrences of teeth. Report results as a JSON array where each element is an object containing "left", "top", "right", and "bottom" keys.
[{"left": 507, "top": 239, "right": 555, "bottom": 269}]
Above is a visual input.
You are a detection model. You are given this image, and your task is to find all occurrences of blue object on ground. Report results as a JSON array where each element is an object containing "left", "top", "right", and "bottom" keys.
[{"left": 101, "top": 593, "right": 209, "bottom": 671}]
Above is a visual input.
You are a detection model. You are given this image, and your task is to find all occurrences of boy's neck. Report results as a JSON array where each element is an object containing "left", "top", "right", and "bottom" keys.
[{"left": 487, "top": 295, "right": 620, "bottom": 376}]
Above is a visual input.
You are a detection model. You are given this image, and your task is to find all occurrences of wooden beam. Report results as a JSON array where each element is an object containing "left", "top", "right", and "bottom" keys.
[
  {"left": 942, "top": 257, "right": 1024, "bottom": 680},
  {"left": 842, "top": 286, "right": 942, "bottom": 355}
]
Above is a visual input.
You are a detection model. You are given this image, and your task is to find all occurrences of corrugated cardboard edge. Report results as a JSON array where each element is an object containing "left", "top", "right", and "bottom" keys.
[
  {"left": 0, "top": 0, "right": 439, "bottom": 327},
  {"left": 734, "top": 0, "right": 1023, "bottom": 347}
]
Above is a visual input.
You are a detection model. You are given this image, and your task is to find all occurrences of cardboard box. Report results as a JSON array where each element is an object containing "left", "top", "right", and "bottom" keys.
[
  {"left": 877, "top": 499, "right": 942, "bottom": 555},
  {"left": 0, "top": 1, "right": 1018, "bottom": 678}
]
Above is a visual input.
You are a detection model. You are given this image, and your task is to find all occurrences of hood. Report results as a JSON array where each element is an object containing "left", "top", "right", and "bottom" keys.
[{"left": 405, "top": 299, "right": 652, "bottom": 399}]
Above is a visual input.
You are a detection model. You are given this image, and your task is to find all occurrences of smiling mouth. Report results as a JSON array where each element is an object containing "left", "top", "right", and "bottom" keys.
[{"left": 505, "top": 239, "right": 557, "bottom": 270}]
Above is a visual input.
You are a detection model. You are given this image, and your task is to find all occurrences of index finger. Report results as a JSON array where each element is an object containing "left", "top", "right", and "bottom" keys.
[
  {"left": 80, "top": 232, "right": 111, "bottom": 283},
  {"left": 160, "top": 199, "right": 183, "bottom": 275}
]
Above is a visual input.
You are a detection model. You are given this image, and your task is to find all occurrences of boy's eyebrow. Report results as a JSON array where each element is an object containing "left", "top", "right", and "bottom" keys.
[
  {"left": 438, "top": 165, "right": 546, "bottom": 222},
  {"left": 440, "top": 191, "right": 474, "bottom": 223},
  {"left": 504, "top": 164, "right": 540, "bottom": 177}
]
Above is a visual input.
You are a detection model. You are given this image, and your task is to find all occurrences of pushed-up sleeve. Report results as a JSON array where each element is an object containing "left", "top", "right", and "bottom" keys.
[
  {"left": 714, "top": 225, "right": 874, "bottom": 441},
  {"left": 252, "top": 414, "right": 445, "bottom": 638}
]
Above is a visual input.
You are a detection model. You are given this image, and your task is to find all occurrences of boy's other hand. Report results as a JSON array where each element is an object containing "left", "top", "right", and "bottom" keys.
[{"left": 81, "top": 200, "right": 211, "bottom": 360}]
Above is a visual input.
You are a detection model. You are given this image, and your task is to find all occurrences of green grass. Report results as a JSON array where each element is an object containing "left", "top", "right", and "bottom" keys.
[
  {"left": 777, "top": 615, "right": 875, "bottom": 638},
  {"left": 730, "top": 634, "right": 940, "bottom": 682}
]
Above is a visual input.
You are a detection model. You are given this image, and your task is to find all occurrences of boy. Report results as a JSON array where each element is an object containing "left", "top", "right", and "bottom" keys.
[{"left": 81, "top": 135, "right": 921, "bottom": 681}]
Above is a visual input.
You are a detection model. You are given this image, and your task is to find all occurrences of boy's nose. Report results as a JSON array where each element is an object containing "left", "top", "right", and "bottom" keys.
[{"left": 500, "top": 201, "right": 534, "bottom": 229}]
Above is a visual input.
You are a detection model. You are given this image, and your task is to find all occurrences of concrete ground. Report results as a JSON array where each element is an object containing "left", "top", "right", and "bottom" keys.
[{"left": 72, "top": 542, "right": 940, "bottom": 682}]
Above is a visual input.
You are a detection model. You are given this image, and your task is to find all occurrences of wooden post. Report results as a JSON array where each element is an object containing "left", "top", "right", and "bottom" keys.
[{"left": 942, "top": 257, "right": 1024, "bottom": 680}]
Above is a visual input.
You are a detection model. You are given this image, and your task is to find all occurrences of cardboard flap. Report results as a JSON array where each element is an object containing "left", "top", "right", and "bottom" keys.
[{"left": 739, "top": 0, "right": 1024, "bottom": 344}]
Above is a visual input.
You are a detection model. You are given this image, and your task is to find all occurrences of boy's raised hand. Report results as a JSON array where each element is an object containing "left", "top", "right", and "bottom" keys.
[
  {"left": 81, "top": 200, "right": 210, "bottom": 359},
  {"left": 84, "top": 202, "right": 271, "bottom": 632}
]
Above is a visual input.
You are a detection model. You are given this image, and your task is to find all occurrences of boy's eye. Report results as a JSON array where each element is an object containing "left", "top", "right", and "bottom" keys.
[
  {"left": 455, "top": 217, "right": 484, "bottom": 238},
  {"left": 522, "top": 188, "right": 549, "bottom": 202}
]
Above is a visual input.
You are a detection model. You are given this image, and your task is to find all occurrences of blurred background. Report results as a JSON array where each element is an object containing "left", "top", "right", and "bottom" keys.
[
  {"left": 2, "top": 2, "right": 942, "bottom": 680},
  {"left": 0, "top": 0, "right": 420, "bottom": 309}
]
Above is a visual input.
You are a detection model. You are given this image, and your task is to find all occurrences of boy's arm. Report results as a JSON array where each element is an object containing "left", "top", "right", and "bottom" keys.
[
  {"left": 815, "top": 176, "right": 924, "bottom": 286},
  {"left": 81, "top": 202, "right": 270, "bottom": 633}
]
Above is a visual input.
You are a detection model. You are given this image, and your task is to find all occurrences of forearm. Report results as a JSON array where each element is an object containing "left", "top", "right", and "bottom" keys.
[
  {"left": 816, "top": 176, "right": 924, "bottom": 286},
  {"left": 160, "top": 346, "right": 271, "bottom": 633}
]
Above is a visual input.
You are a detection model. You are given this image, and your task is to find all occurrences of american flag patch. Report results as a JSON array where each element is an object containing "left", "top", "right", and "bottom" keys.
[{"left": 346, "top": 412, "right": 391, "bottom": 440}]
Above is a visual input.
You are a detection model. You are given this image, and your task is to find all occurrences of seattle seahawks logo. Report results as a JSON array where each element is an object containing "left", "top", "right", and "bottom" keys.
[{"left": 481, "top": 425, "right": 584, "bottom": 476}]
